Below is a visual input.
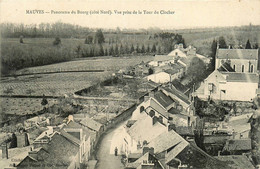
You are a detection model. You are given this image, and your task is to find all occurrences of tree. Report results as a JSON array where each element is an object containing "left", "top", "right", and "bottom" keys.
[
  {"left": 109, "top": 45, "right": 114, "bottom": 56},
  {"left": 95, "top": 29, "right": 105, "bottom": 44},
  {"left": 99, "top": 44, "right": 104, "bottom": 56},
  {"left": 114, "top": 44, "right": 119, "bottom": 56},
  {"left": 245, "top": 39, "right": 252, "bottom": 49},
  {"left": 41, "top": 94, "right": 48, "bottom": 106},
  {"left": 209, "top": 39, "right": 218, "bottom": 71},
  {"left": 146, "top": 45, "right": 150, "bottom": 53},
  {"left": 85, "top": 35, "right": 93, "bottom": 44},
  {"left": 136, "top": 44, "right": 140, "bottom": 53},
  {"left": 75, "top": 45, "right": 81, "bottom": 58},
  {"left": 130, "top": 44, "right": 135, "bottom": 53},
  {"left": 158, "top": 46, "right": 161, "bottom": 54},
  {"left": 119, "top": 44, "right": 124, "bottom": 55},
  {"left": 53, "top": 37, "right": 61, "bottom": 46},
  {"left": 9, "top": 133, "right": 17, "bottom": 148},
  {"left": 124, "top": 44, "right": 129, "bottom": 54},
  {"left": 151, "top": 44, "right": 156, "bottom": 53},
  {"left": 218, "top": 36, "right": 227, "bottom": 48},
  {"left": 141, "top": 44, "right": 145, "bottom": 53},
  {"left": 187, "top": 57, "right": 207, "bottom": 83},
  {"left": 253, "top": 43, "right": 259, "bottom": 49},
  {"left": 19, "top": 35, "right": 24, "bottom": 43}
]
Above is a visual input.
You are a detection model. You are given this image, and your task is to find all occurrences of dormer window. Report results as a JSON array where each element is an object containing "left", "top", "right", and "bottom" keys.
[{"left": 175, "top": 52, "right": 178, "bottom": 56}]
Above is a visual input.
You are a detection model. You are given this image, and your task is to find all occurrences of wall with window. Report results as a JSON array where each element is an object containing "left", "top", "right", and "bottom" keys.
[{"left": 215, "top": 59, "right": 257, "bottom": 73}]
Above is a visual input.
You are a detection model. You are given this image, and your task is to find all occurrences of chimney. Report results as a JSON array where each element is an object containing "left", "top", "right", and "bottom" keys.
[
  {"left": 144, "top": 96, "right": 149, "bottom": 102},
  {"left": 152, "top": 116, "right": 158, "bottom": 125},
  {"left": 1, "top": 143, "right": 8, "bottom": 159},
  {"left": 218, "top": 151, "right": 221, "bottom": 156},
  {"left": 168, "top": 124, "right": 176, "bottom": 131},
  {"left": 143, "top": 147, "right": 154, "bottom": 155}
]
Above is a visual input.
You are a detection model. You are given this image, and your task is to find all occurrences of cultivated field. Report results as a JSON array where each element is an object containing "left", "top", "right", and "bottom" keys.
[
  {"left": 14, "top": 55, "right": 154, "bottom": 75},
  {"left": 0, "top": 97, "right": 58, "bottom": 116},
  {"left": 0, "top": 72, "right": 111, "bottom": 96},
  {"left": 1, "top": 55, "right": 154, "bottom": 96}
]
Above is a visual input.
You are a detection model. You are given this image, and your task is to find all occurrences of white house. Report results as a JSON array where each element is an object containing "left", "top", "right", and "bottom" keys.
[
  {"left": 194, "top": 70, "right": 259, "bottom": 101},
  {"left": 215, "top": 49, "right": 258, "bottom": 73},
  {"left": 146, "top": 72, "right": 172, "bottom": 83}
]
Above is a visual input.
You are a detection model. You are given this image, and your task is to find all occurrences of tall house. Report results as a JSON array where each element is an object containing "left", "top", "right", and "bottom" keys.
[{"left": 215, "top": 49, "right": 258, "bottom": 73}]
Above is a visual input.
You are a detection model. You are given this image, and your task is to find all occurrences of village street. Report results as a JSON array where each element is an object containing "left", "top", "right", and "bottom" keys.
[{"left": 95, "top": 122, "right": 127, "bottom": 169}]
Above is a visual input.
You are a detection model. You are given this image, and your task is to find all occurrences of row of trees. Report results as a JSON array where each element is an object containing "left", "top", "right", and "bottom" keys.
[
  {"left": 1, "top": 22, "right": 91, "bottom": 38},
  {"left": 79, "top": 43, "right": 159, "bottom": 57}
]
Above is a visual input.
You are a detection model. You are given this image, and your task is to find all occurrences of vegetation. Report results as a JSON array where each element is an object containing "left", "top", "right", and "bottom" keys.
[
  {"left": 245, "top": 39, "right": 252, "bottom": 49},
  {"left": 187, "top": 57, "right": 207, "bottom": 83},
  {"left": 53, "top": 37, "right": 61, "bottom": 46},
  {"left": 9, "top": 133, "right": 17, "bottom": 148},
  {"left": 1, "top": 22, "right": 259, "bottom": 75}
]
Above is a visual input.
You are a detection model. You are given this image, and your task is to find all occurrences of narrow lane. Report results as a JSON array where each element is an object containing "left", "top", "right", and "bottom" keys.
[{"left": 95, "top": 122, "right": 126, "bottom": 169}]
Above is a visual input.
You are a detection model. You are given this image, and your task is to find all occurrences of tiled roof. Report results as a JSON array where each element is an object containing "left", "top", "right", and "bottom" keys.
[
  {"left": 126, "top": 152, "right": 163, "bottom": 169},
  {"left": 0, "top": 146, "right": 33, "bottom": 168},
  {"left": 221, "top": 72, "right": 259, "bottom": 83},
  {"left": 161, "top": 86, "right": 191, "bottom": 105},
  {"left": 149, "top": 98, "right": 168, "bottom": 118},
  {"left": 154, "top": 55, "right": 173, "bottom": 61},
  {"left": 218, "top": 62, "right": 235, "bottom": 72},
  {"left": 147, "top": 130, "right": 188, "bottom": 154},
  {"left": 164, "top": 69, "right": 178, "bottom": 75},
  {"left": 168, "top": 49, "right": 186, "bottom": 57},
  {"left": 79, "top": 116, "right": 102, "bottom": 132},
  {"left": 216, "top": 49, "right": 258, "bottom": 60},
  {"left": 60, "top": 130, "right": 81, "bottom": 145},
  {"left": 154, "top": 90, "right": 175, "bottom": 108},
  {"left": 178, "top": 57, "right": 190, "bottom": 65},
  {"left": 175, "top": 126, "right": 194, "bottom": 136},
  {"left": 215, "top": 155, "right": 255, "bottom": 169},
  {"left": 168, "top": 107, "right": 180, "bottom": 114},
  {"left": 223, "top": 139, "right": 252, "bottom": 151},
  {"left": 127, "top": 115, "right": 166, "bottom": 143},
  {"left": 66, "top": 120, "right": 82, "bottom": 128}
]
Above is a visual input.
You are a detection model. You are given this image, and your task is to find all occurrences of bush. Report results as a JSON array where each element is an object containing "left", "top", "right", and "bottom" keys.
[{"left": 53, "top": 37, "right": 61, "bottom": 46}]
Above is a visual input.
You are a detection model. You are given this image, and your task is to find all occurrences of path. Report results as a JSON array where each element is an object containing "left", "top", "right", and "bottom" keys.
[{"left": 95, "top": 122, "right": 127, "bottom": 169}]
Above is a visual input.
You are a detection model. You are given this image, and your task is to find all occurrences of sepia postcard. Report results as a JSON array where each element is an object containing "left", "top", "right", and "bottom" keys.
[{"left": 0, "top": 0, "right": 260, "bottom": 168}]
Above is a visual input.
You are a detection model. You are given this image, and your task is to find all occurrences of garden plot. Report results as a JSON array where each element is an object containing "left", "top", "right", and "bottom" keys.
[
  {"left": 0, "top": 98, "right": 58, "bottom": 116},
  {"left": 0, "top": 71, "right": 112, "bottom": 96}
]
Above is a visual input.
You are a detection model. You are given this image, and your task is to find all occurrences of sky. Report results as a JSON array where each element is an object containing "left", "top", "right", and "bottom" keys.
[{"left": 0, "top": 0, "right": 260, "bottom": 29}]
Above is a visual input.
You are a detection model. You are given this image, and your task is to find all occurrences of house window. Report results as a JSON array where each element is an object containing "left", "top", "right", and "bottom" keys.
[
  {"left": 233, "top": 65, "right": 236, "bottom": 71},
  {"left": 241, "top": 65, "right": 244, "bottom": 72},
  {"left": 250, "top": 65, "right": 254, "bottom": 73}
]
